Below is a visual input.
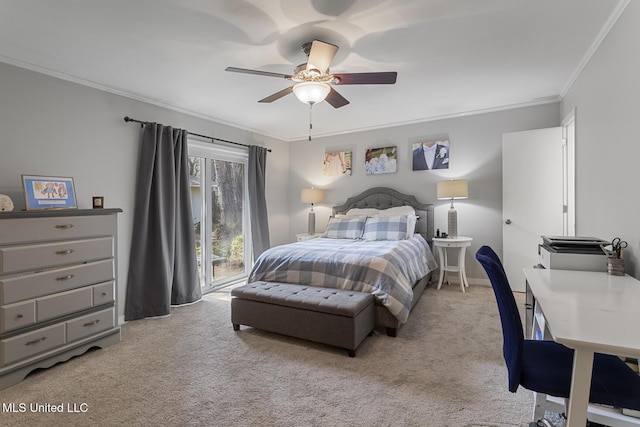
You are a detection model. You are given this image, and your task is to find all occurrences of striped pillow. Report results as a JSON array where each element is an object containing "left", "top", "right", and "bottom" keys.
[
  {"left": 362, "top": 215, "right": 409, "bottom": 241},
  {"left": 322, "top": 216, "right": 367, "bottom": 239}
]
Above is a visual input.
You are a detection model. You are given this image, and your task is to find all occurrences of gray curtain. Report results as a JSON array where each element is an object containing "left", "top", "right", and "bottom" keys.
[
  {"left": 125, "top": 123, "right": 201, "bottom": 321},
  {"left": 248, "top": 145, "right": 270, "bottom": 259}
]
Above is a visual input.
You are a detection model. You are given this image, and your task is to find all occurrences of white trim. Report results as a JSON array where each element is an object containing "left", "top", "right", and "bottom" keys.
[
  {"left": 289, "top": 97, "right": 561, "bottom": 142},
  {"left": 0, "top": 54, "right": 284, "bottom": 141},
  {"left": 560, "top": 0, "right": 631, "bottom": 98},
  {"left": 0, "top": 53, "right": 560, "bottom": 143},
  {"left": 187, "top": 140, "right": 250, "bottom": 290},
  {"left": 438, "top": 276, "right": 491, "bottom": 287}
]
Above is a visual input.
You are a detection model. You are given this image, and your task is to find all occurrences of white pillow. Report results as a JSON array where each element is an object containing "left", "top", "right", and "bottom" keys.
[
  {"left": 406, "top": 214, "right": 417, "bottom": 237},
  {"left": 345, "top": 208, "right": 381, "bottom": 217},
  {"left": 378, "top": 206, "right": 416, "bottom": 217},
  {"left": 334, "top": 213, "right": 366, "bottom": 219}
]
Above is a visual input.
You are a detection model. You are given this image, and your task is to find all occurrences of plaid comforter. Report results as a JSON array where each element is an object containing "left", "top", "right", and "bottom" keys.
[{"left": 248, "top": 235, "right": 437, "bottom": 323}]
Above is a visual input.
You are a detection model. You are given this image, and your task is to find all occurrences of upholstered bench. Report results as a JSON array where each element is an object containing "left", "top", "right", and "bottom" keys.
[{"left": 231, "top": 282, "right": 375, "bottom": 357}]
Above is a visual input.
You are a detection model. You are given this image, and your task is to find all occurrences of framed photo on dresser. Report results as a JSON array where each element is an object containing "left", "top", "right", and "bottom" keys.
[{"left": 21, "top": 174, "right": 78, "bottom": 210}]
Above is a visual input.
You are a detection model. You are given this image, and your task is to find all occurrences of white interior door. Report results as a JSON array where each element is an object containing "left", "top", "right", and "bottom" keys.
[{"left": 502, "top": 128, "right": 564, "bottom": 292}]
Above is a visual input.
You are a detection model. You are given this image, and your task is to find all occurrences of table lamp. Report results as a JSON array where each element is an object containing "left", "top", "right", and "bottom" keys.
[
  {"left": 301, "top": 188, "right": 324, "bottom": 234},
  {"left": 437, "top": 179, "right": 468, "bottom": 238}
]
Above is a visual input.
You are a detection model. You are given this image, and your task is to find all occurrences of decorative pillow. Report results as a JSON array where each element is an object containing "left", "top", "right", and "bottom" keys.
[
  {"left": 322, "top": 216, "right": 367, "bottom": 239},
  {"left": 362, "top": 215, "right": 409, "bottom": 241}
]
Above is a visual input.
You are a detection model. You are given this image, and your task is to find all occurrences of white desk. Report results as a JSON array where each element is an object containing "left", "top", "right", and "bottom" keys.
[
  {"left": 433, "top": 237, "right": 472, "bottom": 292},
  {"left": 523, "top": 268, "right": 640, "bottom": 427}
]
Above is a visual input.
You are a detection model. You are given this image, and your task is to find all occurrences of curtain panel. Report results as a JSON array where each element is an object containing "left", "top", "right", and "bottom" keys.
[
  {"left": 125, "top": 123, "right": 201, "bottom": 321},
  {"left": 248, "top": 145, "right": 270, "bottom": 259}
]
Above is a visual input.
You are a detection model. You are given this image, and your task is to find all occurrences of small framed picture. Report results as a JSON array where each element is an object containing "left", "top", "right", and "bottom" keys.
[
  {"left": 412, "top": 138, "right": 450, "bottom": 171},
  {"left": 21, "top": 175, "right": 78, "bottom": 210},
  {"left": 365, "top": 146, "right": 397, "bottom": 175},
  {"left": 92, "top": 196, "right": 104, "bottom": 209},
  {"left": 323, "top": 150, "right": 352, "bottom": 176}
]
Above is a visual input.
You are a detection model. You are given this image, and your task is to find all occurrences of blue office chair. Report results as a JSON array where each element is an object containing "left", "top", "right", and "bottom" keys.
[{"left": 475, "top": 246, "right": 640, "bottom": 424}]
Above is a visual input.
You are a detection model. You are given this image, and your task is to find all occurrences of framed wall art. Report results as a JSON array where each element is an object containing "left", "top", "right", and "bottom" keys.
[
  {"left": 21, "top": 174, "right": 78, "bottom": 210},
  {"left": 323, "top": 150, "right": 352, "bottom": 176},
  {"left": 412, "top": 138, "right": 450, "bottom": 170},
  {"left": 365, "top": 146, "right": 397, "bottom": 175}
]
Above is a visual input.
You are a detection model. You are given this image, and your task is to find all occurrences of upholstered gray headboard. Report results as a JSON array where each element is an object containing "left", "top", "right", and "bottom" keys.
[{"left": 332, "top": 187, "right": 434, "bottom": 243}]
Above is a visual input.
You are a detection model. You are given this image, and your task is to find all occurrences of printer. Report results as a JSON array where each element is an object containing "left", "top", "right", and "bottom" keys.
[{"left": 538, "top": 236, "right": 609, "bottom": 271}]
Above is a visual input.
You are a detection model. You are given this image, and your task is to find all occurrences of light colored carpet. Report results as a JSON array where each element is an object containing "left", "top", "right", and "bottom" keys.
[{"left": 0, "top": 284, "right": 554, "bottom": 426}]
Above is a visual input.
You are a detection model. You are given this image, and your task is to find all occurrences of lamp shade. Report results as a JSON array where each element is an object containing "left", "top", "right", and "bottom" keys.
[
  {"left": 301, "top": 188, "right": 324, "bottom": 204},
  {"left": 293, "top": 82, "right": 331, "bottom": 104},
  {"left": 437, "top": 179, "right": 468, "bottom": 200}
]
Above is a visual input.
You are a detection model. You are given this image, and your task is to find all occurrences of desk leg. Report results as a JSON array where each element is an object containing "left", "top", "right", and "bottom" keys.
[
  {"left": 565, "top": 348, "right": 594, "bottom": 427},
  {"left": 436, "top": 246, "right": 446, "bottom": 289}
]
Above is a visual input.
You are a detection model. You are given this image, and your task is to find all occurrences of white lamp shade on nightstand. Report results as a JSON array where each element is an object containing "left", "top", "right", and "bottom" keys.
[
  {"left": 436, "top": 179, "right": 468, "bottom": 200},
  {"left": 301, "top": 188, "right": 324, "bottom": 235},
  {"left": 437, "top": 179, "right": 468, "bottom": 238},
  {"left": 300, "top": 188, "right": 324, "bottom": 204}
]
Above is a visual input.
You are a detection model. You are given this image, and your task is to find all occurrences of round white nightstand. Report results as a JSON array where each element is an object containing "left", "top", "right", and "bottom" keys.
[
  {"left": 296, "top": 233, "right": 323, "bottom": 242},
  {"left": 432, "top": 237, "right": 473, "bottom": 293}
]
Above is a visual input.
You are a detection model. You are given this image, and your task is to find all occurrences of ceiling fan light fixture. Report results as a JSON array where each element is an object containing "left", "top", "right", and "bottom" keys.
[{"left": 292, "top": 81, "right": 331, "bottom": 104}]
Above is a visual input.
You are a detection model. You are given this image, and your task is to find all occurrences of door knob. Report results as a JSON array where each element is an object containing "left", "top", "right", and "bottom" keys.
[{"left": 505, "top": 219, "right": 512, "bottom": 225}]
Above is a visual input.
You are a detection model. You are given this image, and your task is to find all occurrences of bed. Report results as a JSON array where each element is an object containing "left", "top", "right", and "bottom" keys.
[{"left": 248, "top": 187, "right": 437, "bottom": 336}]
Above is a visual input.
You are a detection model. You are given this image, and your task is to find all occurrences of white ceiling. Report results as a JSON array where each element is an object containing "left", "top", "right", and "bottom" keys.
[{"left": 0, "top": 0, "right": 626, "bottom": 141}]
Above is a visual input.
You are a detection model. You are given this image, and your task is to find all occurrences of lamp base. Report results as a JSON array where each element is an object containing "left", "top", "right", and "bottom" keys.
[
  {"left": 308, "top": 209, "right": 316, "bottom": 235},
  {"left": 448, "top": 207, "right": 458, "bottom": 238}
]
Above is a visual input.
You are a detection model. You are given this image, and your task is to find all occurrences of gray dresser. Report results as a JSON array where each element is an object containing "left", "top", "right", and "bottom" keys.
[{"left": 0, "top": 209, "right": 121, "bottom": 390}]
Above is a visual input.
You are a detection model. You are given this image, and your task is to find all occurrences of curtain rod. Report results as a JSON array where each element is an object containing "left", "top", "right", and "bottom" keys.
[{"left": 123, "top": 116, "right": 271, "bottom": 152}]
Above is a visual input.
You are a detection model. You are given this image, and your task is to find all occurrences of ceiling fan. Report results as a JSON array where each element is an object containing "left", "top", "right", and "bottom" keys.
[{"left": 225, "top": 40, "right": 397, "bottom": 108}]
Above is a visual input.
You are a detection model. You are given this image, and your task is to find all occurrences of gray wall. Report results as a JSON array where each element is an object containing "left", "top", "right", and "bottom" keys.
[
  {"left": 0, "top": 62, "right": 291, "bottom": 322},
  {"left": 5, "top": 0, "right": 633, "bottom": 318},
  {"left": 562, "top": 1, "right": 640, "bottom": 277},
  {"left": 288, "top": 103, "right": 560, "bottom": 282}
]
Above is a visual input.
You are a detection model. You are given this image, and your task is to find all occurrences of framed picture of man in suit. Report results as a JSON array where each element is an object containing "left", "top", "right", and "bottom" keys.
[{"left": 412, "top": 139, "right": 450, "bottom": 171}]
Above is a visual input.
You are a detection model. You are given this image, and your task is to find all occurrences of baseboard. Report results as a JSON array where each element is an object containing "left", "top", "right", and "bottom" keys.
[{"left": 436, "top": 277, "right": 490, "bottom": 287}]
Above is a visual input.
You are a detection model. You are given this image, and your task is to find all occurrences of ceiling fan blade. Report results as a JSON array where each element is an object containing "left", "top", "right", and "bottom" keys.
[
  {"left": 333, "top": 72, "right": 397, "bottom": 85},
  {"left": 306, "top": 40, "right": 338, "bottom": 74},
  {"left": 325, "top": 87, "right": 350, "bottom": 109},
  {"left": 258, "top": 86, "right": 294, "bottom": 103},
  {"left": 225, "top": 67, "right": 293, "bottom": 80}
]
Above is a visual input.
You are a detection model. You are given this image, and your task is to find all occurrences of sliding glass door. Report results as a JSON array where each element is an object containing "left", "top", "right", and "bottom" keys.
[{"left": 188, "top": 140, "right": 249, "bottom": 291}]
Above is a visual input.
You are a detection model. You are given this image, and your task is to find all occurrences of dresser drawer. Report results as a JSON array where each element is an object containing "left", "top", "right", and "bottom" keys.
[
  {"left": 0, "top": 215, "right": 116, "bottom": 245},
  {"left": 0, "top": 237, "right": 113, "bottom": 275},
  {"left": 0, "top": 300, "right": 36, "bottom": 333},
  {"left": 0, "top": 259, "right": 114, "bottom": 305},
  {"left": 37, "top": 287, "right": 93, "bottom": 322},
  {"left": 93, "top": 281, "right": 114, "bottom": 306},
  {"left": 66, "top": 308, "right": 115, "bottom": 343},
  {"left": 1, "top": 323, "right": 66, "bottom": 366}
]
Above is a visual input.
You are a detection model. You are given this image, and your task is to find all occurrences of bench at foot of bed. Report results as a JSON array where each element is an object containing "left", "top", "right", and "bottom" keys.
[{"left": 231, "top": 282, "right": 375, "bottom": 357}]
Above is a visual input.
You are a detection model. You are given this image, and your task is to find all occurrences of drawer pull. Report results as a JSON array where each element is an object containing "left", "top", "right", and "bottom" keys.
[
  {"left": 55, "top": 274, "right": 75, "bottom": 281},
  {"left": 55, "top": 249, "right": 75, "bottom": 255},
  {"left": 25, "top": 336, "right": 47, "bottom": 346},
  {"left": 83, "top": 320, "right": 100, "bottom": 327},
  {"left": 16, "top": 314, "right": 24, "bottom": 319},
  {"left": 54, "top": 224, "right": 75, "bottom": 229},
  {"left": 101, "top": 292, "right": 108, "bottom": 296}
]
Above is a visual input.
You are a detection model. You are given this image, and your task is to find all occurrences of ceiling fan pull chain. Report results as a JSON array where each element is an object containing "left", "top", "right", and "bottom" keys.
[{"left": 308, "top": 102, "right": 314, "bottom": 142}]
